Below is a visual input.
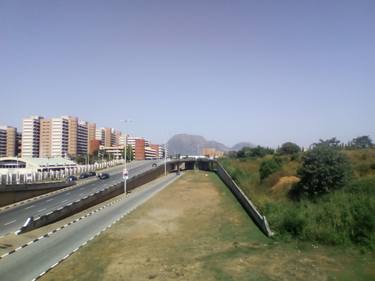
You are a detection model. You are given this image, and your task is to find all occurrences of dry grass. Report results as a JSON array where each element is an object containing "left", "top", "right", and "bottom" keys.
[{"left": 41, "top": 171, "right": 375, "bottom": 281}]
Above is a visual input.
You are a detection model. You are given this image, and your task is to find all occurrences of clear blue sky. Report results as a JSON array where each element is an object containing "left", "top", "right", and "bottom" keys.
[{"left": 0, "top": 0, "right": 374, "bottom": 148}]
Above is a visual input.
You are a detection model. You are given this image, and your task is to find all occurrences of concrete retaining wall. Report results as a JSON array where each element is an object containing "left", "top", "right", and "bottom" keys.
[
  {"left": 212, "top": 161, "right": 273, "bottom": 237},
  {"left": 0, "top": 181, "right": 75, "bottom": 208}
]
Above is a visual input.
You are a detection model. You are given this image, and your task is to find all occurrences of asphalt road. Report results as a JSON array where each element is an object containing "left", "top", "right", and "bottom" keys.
[
  {"left": 0, "top": 160, "right": 164, "bottom": 236},
  {"left": 0, "top": 173, "right": 179, "bottom": 281}
]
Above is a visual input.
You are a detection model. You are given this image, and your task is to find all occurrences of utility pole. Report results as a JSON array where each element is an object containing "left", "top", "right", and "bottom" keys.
[
  {"left": 121, "top": 119, "right": 132, "bottom": 195},
  {"left": 164, "top": 143, "right": 167, "bottom": 176}
]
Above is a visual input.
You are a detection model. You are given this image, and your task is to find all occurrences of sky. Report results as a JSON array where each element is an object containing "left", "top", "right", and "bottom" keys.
[{"left": 0, "top": 0, "right": 374, "bottom": 148}]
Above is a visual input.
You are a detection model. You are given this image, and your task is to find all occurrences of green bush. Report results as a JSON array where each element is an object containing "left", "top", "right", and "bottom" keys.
[
  {"left": 292, "top": 146, "right": 351, "bottom": 198},
  {"left": 265, "top": 177, "right": 375, "bottom": 248},
  {"left": 259, "top": 158, "right": 281, "bottom": 181},
  {"left": 278, "top": 142, "right": 301, "bottom": 155}
]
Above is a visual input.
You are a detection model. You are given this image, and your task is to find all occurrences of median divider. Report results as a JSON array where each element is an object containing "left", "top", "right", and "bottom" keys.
[{"left": 16, "top": 164, "right": 168, "bottom": 234}]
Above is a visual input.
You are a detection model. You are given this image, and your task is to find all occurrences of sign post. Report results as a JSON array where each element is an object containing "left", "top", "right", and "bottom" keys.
[{"left": 123, "top": 168, "right": 128, "bottom": 195}]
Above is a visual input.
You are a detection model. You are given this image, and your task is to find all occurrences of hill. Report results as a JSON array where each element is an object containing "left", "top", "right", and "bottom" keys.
[{"left": 167, "top": 134, "right": 253, "bottom": 155}]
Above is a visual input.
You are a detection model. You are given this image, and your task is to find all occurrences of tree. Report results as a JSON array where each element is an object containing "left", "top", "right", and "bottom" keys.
[
  {"left": 292, "top": 146, "right": 351, "bottom": 198},
  {"left": 259, "top": 158, "right": 281, "bottom": 181},
  {"left": 350, "top": 136, "right": 373, "bottom": 149},
  {"left": 237, "top": 146, "right": 274, "bottom": 158},
  {"left": 313, "top": 137, "right": 341, "bottom": 149},
  {"left": 125, "top": 145, "right": 134, "bottom": 161},
  {"left": 278, "top": 142, "right": 301, "bottom": 155}
]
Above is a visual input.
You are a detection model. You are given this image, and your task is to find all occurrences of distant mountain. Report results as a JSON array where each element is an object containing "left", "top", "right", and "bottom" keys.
[
  {"left": 167, "top": 134, "right": 254, "bottom": 155},
  {"left": 231, "top": 142, "right": 255, "bottom": 151}
]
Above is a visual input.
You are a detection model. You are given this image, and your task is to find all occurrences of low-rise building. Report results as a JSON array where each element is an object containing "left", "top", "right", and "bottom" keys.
[
  {"left": 202, "top": 148, "right": 224, "bottom": 158},
  {"left": 99, "top": 145, "right": 125, "bottom": 160},
  {"left": 0, "top": 157, "right": 78, "bottom": 175}
]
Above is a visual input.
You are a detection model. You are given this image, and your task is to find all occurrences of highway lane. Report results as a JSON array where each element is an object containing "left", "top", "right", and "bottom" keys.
[
  {"left": 0, "top": 160, "right": 164, "bottom": 236},
  {"left": 0, "top": 173, "right": 179, "bottom": 281}
]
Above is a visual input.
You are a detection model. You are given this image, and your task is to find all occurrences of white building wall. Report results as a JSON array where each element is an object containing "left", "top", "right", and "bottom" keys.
[
  {"left": 21, "top": 116, "right": 42, "bottom": 158},
  {"left": 0, "top": 127, "right": 6, "bottom": 157},
  {"left": 51, "top": 117, "right": 69, "bottom": 157},
  {"left": 77, "top": 120, "right": 88, "bottom": 155}
]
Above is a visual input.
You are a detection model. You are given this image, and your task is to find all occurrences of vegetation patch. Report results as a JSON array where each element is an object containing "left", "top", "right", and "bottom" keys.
[{"left": 221, "top": 140, "right": 375, "bottom": 250}]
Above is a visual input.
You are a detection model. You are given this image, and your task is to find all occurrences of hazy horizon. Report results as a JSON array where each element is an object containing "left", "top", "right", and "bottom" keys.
[{"left": 1, "top": 1, "right": 374, "bottom": 147}]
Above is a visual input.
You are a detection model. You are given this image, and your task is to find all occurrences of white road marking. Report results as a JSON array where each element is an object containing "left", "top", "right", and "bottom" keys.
[
  {"left": 38, "top": 208, "right": 46, "bottom": 212},
  {"left": 61, "top": 200, "right": 68, "bottom": 203},
  {"left": 4, "top": 219, "right": 16, "bottom": 226},
  {"left": 25, "top": 205, "right": 35, "bottom": 210},
  {"left": 46, "top": 198, "right": 54, "bottom": 202},
  {"left": 65, "top": 192, "right": 71, "bottom": 195}
]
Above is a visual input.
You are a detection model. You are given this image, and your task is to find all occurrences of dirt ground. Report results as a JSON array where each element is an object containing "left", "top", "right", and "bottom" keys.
[{"left": 41, "top": 171, "right": 375, "bottom": 281}]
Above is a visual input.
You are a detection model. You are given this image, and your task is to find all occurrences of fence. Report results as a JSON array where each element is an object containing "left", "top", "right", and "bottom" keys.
[{"left": 0, "top": 159, "right": 124, "bottom": 185}]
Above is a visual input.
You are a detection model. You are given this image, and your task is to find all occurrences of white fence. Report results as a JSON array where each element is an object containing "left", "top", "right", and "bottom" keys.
[{"left": 0, "top": 159, "right": 124, "bottom": 186}]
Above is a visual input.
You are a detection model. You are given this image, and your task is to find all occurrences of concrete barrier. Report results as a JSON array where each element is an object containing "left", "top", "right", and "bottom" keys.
[
  {"left": 17, "top": 184, "right": 122, "bottom": 234},
  {"left": 212, "top": 161, "right": 273, "bottom": 237},
  {"left": 0, "top": 181, "right": 75, "bottom": 208},
  {"left": 16, "top": 163, "right": 177, "bottom": 234}
]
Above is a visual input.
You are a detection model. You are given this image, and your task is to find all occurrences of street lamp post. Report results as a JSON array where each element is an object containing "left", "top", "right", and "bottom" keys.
[
  {"left": 164, "top": 143, "right": 167, "bottom": 176},
  {"left": 122, "top": 119, "right": 132, "bottom": 195}
]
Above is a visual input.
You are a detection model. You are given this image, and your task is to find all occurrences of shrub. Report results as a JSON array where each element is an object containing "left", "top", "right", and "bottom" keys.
[
  {"left": 292, "top": 146, "right": 351, "bottom": 198},
  {"left": 237, "top": 146, "right": 274, "bottom": 158},
  {"left": 259, "top": 158, "right": 281, "bottom": 181},
  {"left": 278, "top": 142, "right": 301, "bottom": 155}
]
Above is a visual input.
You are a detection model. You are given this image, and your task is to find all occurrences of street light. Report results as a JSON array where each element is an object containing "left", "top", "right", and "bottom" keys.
[
  {"left": 121, "top": 119, "right": 132, "bottom": 195},
  {"left": 164, "top": 142, "right": 167, "bottom": 176}
]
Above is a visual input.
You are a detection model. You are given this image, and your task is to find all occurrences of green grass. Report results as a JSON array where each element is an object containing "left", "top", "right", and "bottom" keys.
[{"left": 220, "top": 149, "right": 375, "bottom": 250}]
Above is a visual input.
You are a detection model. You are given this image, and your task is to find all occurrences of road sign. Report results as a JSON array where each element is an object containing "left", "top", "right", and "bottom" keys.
[{"left": 123, "top": 169, "right": 128, "bottom": 180}]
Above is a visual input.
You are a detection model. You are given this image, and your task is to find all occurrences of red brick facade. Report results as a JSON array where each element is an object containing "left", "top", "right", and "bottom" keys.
[{"left": 134, "top": 139, "right": 145, "bottom": 160}]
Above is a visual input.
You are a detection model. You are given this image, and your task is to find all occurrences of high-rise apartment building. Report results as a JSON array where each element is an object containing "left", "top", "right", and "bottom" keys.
[
  {"left": 77, "top": 120, "right": 88, "bottom": 156},
  {"left": 22, "top": 116, "right": 43, "bottom": 158},
  {"left": 0, "top": 127, "right": 7, "bottom": 157},
  {"left": 17, "top": 132, "right": 22, "bottom": 156},
  {"left": 5, "top": 127, "right": 17, "bottom": 157},
  {"left": 104, "top": 128, "right": 112, "bottom": 147},
  {"left": 51, "top": 117, "right": 69, "bottom": 157},
  {"left": 0, "top": 126, "right": 20, "bottom": 157},
  {"left": 112, "top": 130, "right": 121, "bottom": 147},
  {"left": 87, "top": 122, "right": 96, "bottom": 155},
  {"left": 95, "top": 128, "right": 104, "bottom": 143},
  {"left": 67, "top": 117, "right": 78, "bottom": 157},
  {"left": 39, "top": 119, "right": 51, "bottom": 158},
  {"left": 134, "top": 138, "right": 145, "bottom": 160}
]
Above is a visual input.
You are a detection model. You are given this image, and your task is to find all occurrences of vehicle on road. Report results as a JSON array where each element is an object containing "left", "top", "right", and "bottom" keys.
[
  {"left": 152, "top": 163, "right": 157, "bottom": 167},
  {"left": 79, "top": 173, "right": 90, "bottom": 179},
  {"left": 66, "top": 175, "right": 77, "bottom": 182},
  {"left": 88, "top": 171, "right": 96, "bottom": 177},
  {"left": 97, "top": 173, "right": 110, "bottom": 180}
]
